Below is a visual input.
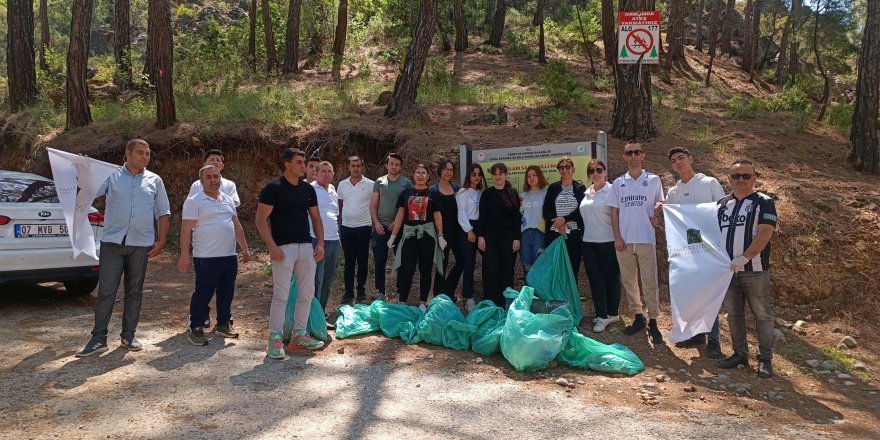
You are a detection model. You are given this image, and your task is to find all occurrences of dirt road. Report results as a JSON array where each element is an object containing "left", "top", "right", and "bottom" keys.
[{"left": 0, "top": 255, "right": 876, "bottom": 439}]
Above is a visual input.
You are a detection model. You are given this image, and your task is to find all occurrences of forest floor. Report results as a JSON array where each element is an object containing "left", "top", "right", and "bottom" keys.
[{"left": 2, "top": 44, "right": 879, "bottom": 437}]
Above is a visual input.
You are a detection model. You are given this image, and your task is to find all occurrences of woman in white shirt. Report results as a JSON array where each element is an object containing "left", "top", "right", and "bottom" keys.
[
  {"left": 578, "top": 159, "right": 621, "bottom": 333},
  {"left": 455, "top": 164, "right": 486, "bottom": 312}
]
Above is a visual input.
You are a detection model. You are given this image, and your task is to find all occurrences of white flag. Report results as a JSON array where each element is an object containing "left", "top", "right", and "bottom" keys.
[
  {"left": 47, "top": 148, "right": 118, "bottom": 260},
  {"left": 663, "top": 203, "right": 733, "bottom": 343}
]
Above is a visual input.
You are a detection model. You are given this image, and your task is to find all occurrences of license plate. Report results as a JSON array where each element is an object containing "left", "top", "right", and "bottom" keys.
[{"left": 15, "top": 223, "right": 69, "bottom": 238}]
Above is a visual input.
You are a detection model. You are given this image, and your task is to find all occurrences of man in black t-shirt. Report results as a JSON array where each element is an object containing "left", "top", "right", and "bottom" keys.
[
  {"left": 716, "top": 159, "right": 778, "bottom": 378},
  {"left": 256, "top": 148, "right": 326, "bottom": 359}
]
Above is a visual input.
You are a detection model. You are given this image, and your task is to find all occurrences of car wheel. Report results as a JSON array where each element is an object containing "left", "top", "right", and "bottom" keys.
[{"left": 63, "top": 279, "right": 99, "bottom": 296}]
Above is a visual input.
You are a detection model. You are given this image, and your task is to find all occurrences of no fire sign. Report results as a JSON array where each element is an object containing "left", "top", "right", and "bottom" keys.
[{"left": 618, "top": 11, "right": 660, "bottom": 64}]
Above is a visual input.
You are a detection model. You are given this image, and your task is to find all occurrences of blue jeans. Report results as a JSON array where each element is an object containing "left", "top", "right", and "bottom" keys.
[
  {"left": 520, "top": 228, "right": 544, "bottom": 267},
  {"left": 370, "top": 225, "right": 392, "bottom": 294},
  {"left": 189, "top": 256, "right": 238, "bottom": 330},
  {"left": 340, "top": 225, "right": 371, "bottom": 300},
  {"left": 313, "top": 239, "right": 341, "bottom": 310}
]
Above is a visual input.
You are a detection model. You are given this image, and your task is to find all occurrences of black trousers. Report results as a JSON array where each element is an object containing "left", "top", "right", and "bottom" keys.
[
  {"left": 545, "top": 229, "right": 583, "bottom": 281},
  {"left": 341, "top": 225, "right": 371, "bottom": 300},
  {"left": 397, "top": 234, "right": 436, "bottom": 303},
  {"left": 482, "top": 237, "right": 516, "bottom": 307},
  {"left": 433, "top": 226, "right": 464, "bottom": 298},
  {"left": 582, "top": 241, "right": 621, "bottom": 319}
]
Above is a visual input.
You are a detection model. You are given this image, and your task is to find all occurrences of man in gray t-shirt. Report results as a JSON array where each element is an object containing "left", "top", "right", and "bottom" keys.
[{"left": 369, "top": 153, "right": 412, "bottom": 299}]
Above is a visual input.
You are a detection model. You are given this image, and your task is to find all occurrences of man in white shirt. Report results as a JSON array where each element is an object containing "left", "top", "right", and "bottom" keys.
[
  {"left": 312, "top": 161, "right": 341, "bottom": 311},
  {"left": 178, "top": 165, "right": 250, "bottom": 346},
  {"left": 665, "top": 147, "right": 726, "bottom": 358},
  {"left": 188, "top": 149, "right": 240, "bottom": 207},
  {"left": 609, "top": 142, "right": 665, "bottom": 345},
  {"left": 337, "top": 156, "right": 374, "bottom": 304}
]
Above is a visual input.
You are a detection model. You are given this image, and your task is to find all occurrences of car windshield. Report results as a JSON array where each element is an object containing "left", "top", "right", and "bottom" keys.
[{"left": 0, "top": 175, "right": 60, "bottom": 203}]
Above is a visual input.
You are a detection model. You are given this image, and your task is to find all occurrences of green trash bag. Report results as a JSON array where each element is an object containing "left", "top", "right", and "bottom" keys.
[
  {"left": 371, "top": 301, "right": 424, "bottom": 343},
  {"left": 417, "top": 294, "right": 466, "bottom": 346},
  {"left": 501, "top": 286, "right": 573, "bottom": 371},
  {"left": 526, "top": 235, "right": 585, "bottom": 326},
  {"left": 334, "top": 304, "right": 379, "bottom": 339},
  {"left": 556, "top": 330, "right": 645, "bottom": 376},
  {"left": 444, "top": 321, "right": 477, "bottom": 351},
  {"left": 467, "top": 301, "right": 506, "bottom": 356},
  {"left": 283, "top": 275, "right": 330, "bottom": 343}
]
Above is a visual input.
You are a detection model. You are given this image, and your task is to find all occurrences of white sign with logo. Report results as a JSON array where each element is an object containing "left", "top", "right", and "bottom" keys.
[
  {"left": 618, "top": 11, "right": 661, "bottom": 65},
  {"left": 663, "top": 203, "right": 733, "bottom": 343}
]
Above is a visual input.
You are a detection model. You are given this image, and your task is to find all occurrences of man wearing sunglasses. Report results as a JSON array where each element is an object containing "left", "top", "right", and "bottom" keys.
[
  {"left": 716, "top": 159, "right": 777, "bottom": 378},
  {"left": 609, "top": 142, "right": 665, "bottom": 344},
  {"left": 665, "top": 147, "right": 726, "bottom": 358}
]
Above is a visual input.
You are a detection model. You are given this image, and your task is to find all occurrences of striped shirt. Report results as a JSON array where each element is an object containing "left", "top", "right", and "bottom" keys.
[{"left": 717, "top": 192, "right": 778, "bottom": 272}]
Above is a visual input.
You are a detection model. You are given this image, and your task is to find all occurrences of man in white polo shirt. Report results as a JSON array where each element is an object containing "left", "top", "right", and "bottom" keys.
[
  {"left": 609, "top": 141, "right": 665, "bottom": 345},
  {"left": 665, "top": 146, "right": 726, "bottom": 358},
  {"left": 188, "top": 149, "right": 240, "bottom": 207},
  {"left": 337, "top": 156, "right": 375, "bottom": 304},
  {"left": 312, "top": 161, "right": 341, "bottom": 311},
  {"left": 178, "top": 165, "right": 250, "bottom": 346}
]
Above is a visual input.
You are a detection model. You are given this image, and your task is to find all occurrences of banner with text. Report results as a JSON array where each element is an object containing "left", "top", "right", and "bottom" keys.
[
  {"left": 663, "top": 203, "right": 733, "bottom": 343},
  {"left": 468, "top": 141, "right": 597, "bottom": 189}
]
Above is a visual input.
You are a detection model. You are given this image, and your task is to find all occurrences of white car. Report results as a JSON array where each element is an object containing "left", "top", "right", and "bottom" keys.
[{"left": 0, "top": 171, "right": 103, "bottom": 295}]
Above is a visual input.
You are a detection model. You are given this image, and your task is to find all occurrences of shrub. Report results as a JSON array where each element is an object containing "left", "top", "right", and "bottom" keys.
[
  {"left": 825, "top": 102, "right": 853, "bottom": 132},
  {"left": 538, "top": 60, "right": 582, "bottom": 107},
  {"left": 726, "top": 96, "right": 767, "bottom": 119},
  {"left": 542, "top": 107, "right": 568, "bottom": 128}
]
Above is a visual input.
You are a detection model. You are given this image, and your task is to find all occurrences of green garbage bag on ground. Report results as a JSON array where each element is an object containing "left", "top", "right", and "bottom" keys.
[
  {"left": 501, "top": 286, "right": 573, "bottom": 371},
  {"left": 417, "top": 294, "right": 466, "bottom": 346},
  {"left": 557, "top": 330, "right": 645, "bottom": 375},
  {"left": 371, "top": 301, "right": 424, "bottom": 343},
  {"left": 467, "top": 301, "right": 506, "bottom": 356},
  {"left": 526, "top": 236, "right": 584, "bottom": 326},
  {"left": 283, "top": 276, "right": 330, "bottom": 343},
  {"left": 334, "top": 304, "right": 379, "bottom": 339}
]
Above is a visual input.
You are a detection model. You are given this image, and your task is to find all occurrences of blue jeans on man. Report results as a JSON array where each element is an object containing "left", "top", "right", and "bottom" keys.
[
  {"left": 313, "top": 238, "right": 341, "bottom": 310},
  {"left": 341, "top": 225, "right": 371, "bottom": 302},
  {"left": 189, "top": 256, "right": 238, "bottom": 330}
]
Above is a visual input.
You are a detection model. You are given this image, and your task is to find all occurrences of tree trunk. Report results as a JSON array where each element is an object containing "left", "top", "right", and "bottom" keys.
[
  {"left": 113, "top": 0, "right": 132, "bottom": 90},
  {"left": 487, "top": 0, "right": 506, "bottom": 47},
  {"left": 484, "top": 0, "right": 494, "bottom": 31},
  {"left": 747, "top": 0, "right": 762, "bottom": 80},
  {"left": 438, "top": 13, "right": 452, "bottom": 52},
  {"left": 143, "top": 18, "right": 155, "bottom": 84},
  {"left": 308, "top": 0, "right": 327, "bottom": 55},
  {"left": 787, "top": 0, "right": 801, "bottom": 82},
  {"left": 149, "top": 0, "right": 175, "bottom": 128},
  {"left": 7, "top": 0, "right": 39, "bottom": 111},
  {"left": 453, "top": 0, "right": 468, "bottom": 52},
  {"left": 385, "top": 0, "right": 438, "bottom": 117},
  {"left": 719, "top": 0, "right": 735, "bottom": 56},
  {"left": 695, "top": 0, "right": 705, "bottom": 51},
  {"left": 262, "top": 0, "right": 278, "bottom": 74},
  {"left": 65, "top": 0, "right": 92, "bottom": 128},
  {"left": 601, "top": 0, "right": 615, "bottom": 66},
  {"left": 775, "top": 0, "right": 794, "bottom": 84},
  {"left": 704, "top": 0, "right": 723, "bottom": 86},
  {"left": 848, "top": 0, "right": 879, "bottom": 173},
  {"left": 611, "top": 0, "right": 658, "bottom": 140},
  {"left": 533, "top": 0, "right": 546, "bottom": 64},
  {"left": 282, "top": 0, "right": 302, "bottom": 74},
  {"left": 666, "top": 0, "right": 687, "bottom": 67},
  {"left": 813, "top": 1, "right": 830, "bottom": 121},
  {"left": 248, "top": 0, "right": 257, "bottom": 71},
  {"left": 574, "top": 5, "right": 596, "bottom": 74},
  {"left": 741, "top": 0, "right": 754, "bottom": 71},
  {"left": 332, "top": 0, "right": 348, "bottom": 57},
  {"left": 39, "top": 0, "right": 49, "bottom": 71}
]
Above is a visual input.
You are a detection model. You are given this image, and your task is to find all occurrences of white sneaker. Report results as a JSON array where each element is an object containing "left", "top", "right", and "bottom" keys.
[
  {"left": 607, "top": 315, "right": 620, "bottom": 323},
  {"left": 466, "top": 298, "right": 476, "bottom": 313},
  {"left": 593, "top": 317, "right": 614, "bottom": 333},
  {"left": 419, "top": 302, "right": 427, "bottom": 313}
]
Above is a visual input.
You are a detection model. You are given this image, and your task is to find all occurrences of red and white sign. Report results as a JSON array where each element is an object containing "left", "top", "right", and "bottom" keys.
[{"left": 618, "top": 11, "right": 661, "bottom": 65}]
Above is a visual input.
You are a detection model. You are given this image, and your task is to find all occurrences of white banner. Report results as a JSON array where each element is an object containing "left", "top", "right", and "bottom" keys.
[
  {"left": 663, "top": 203, "right": 733, "bottom": 343},
  {"left": 47, "top": 148, "right": 118, "bottom": 260}
]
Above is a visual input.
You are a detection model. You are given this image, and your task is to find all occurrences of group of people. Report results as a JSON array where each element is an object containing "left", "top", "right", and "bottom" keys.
[{"left": 73, "top": 139, "right": 778, "bottom": 379}]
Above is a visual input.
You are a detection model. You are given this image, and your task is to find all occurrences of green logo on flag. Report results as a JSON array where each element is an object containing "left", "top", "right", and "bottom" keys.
[{"left": 687, "top": 228, "right": 703, "bottom": 245}]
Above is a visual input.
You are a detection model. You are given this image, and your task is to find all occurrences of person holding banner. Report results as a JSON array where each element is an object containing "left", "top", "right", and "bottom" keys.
[
  {"left": 477, "top": 163, "right": 521, "bottom": 307},
  {"left": 665, "top": 147, "right": 726, "bottom": 358},
  {"left": 76, "top": 139, "right": 171, "bottom": 357},
  {"left": 716, "top": 159, "right": 777, "bottom": 378},
  {"left": 542, "top": 157, "right": 586, "bottom": 280},
  {"left": 609, "top": 142, "right": 665, "bottom": 345},
  {"left": 430, "top": 160, "right": 464, "bottom": 301},
  {"left": 456, "top": 164, "right": 486, "bottom": 312},
  {"left": 578, "top": 160, "right": 621, "bottom": 333},
  {"left": 388, "top": 164, "right": 446, "bottom": 312},
  {"left": 519, "top": 165, "right": 548, "bottom": 280}
]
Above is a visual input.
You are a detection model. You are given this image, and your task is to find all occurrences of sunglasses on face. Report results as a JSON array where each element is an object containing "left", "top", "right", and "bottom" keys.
[
  {"left": 587, "top": 168, "right": 605, "bottom": 175},
  {"left": 729, "top": 173, "right": 754, "bottom": 180},
  {"left": 624, "top": 150, "right": 643, "bottom": 156},
  {"left": 557, "top": 165, "right": 573, "bottom": 171}
]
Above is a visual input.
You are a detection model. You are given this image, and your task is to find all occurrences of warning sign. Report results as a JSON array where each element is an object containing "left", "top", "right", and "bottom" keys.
[{"left": 618, "top": 11, "right": 660, "bottom": 65}]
